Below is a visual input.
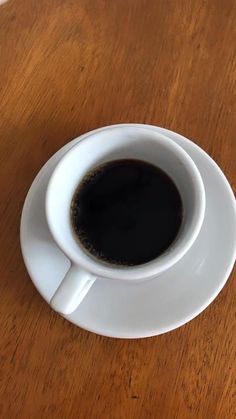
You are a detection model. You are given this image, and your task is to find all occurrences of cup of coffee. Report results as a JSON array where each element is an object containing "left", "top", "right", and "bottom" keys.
[{"left": 46, "top": 126, "right": 205, "bottom": 315}]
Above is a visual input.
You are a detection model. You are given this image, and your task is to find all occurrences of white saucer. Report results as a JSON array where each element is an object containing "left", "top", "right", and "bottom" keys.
[{"left": 20, "top": 124, "right": 236, "bottom": 338}]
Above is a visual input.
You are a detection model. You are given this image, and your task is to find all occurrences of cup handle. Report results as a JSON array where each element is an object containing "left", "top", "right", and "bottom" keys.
[{"left": 50, "top": 264, "right": 96, "bottom": 315}]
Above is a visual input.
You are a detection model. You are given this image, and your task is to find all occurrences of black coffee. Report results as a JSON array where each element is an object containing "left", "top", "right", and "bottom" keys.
[{"left": 71, "top": 159, "right": 183, "bottom": 266}]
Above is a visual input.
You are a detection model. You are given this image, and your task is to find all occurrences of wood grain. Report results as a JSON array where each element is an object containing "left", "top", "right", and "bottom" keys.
[{"left": 0, "top": 1, "right": 235, "bottom": 418}]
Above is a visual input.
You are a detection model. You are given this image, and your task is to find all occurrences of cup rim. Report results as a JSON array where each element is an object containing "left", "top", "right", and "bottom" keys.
[{"left": 45, "top": 125, "right": 206, "bottom": 281}]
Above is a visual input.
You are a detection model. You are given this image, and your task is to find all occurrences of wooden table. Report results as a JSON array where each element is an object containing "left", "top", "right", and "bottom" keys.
[{"left": 0, "top": 1, "right": 235, "bottom": 418}]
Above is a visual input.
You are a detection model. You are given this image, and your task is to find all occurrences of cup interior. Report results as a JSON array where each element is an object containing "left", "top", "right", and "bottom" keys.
[{"left": 46, "top": 126, "right": 205, "bottom": 280}]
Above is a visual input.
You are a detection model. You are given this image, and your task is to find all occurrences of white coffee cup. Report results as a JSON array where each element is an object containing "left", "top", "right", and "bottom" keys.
[{"left": 46, "top": 126, "right": 205, "bottom": 315}]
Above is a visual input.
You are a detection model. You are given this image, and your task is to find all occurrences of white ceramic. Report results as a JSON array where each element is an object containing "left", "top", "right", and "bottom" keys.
[
  {"left": 46, "top": 126, "right": 205, "bottom": 315},
  {"left": 20, "top": 124, "right": 236, "bottom": 338}
]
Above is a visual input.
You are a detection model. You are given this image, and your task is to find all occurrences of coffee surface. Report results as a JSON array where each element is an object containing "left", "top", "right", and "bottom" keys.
[{"left": 71, "top": 159, "right": 183, "bottom": 266}]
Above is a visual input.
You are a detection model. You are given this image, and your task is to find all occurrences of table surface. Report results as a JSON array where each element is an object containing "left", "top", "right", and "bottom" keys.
[{"left": 0, "top": 1, "right": 235, "bottom": 418}]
